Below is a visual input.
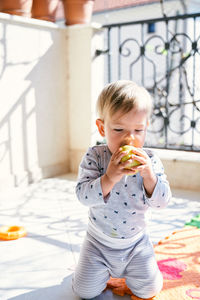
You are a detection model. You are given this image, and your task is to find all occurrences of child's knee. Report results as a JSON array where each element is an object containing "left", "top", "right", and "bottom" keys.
[
  {"left": 145, "top": 272, "right": 163, "bottom": 298},
  {"left": 73, "top": 288, "right": 99, "bottom": 299},
  {"left": 73, "top": 286, "right": 102, "bottom": 299},
  {"left": 72, "top": 276, "right": 104, "bottom": 299},
  {"left": 72, "top": 278, "right": 93, "bottom": 298},
  {"left": 127, "top": 271, "right": 163, "bottom": 299}
]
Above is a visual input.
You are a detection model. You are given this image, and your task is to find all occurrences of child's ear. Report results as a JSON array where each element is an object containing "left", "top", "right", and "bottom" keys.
[{"left": 96, "top": 119, "right": 105, "bottom": 137}]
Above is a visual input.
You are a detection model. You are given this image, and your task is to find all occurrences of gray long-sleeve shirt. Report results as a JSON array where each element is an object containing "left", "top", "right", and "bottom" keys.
[{"left": 76, "top": 145, "right": 171, "bottom": 244}]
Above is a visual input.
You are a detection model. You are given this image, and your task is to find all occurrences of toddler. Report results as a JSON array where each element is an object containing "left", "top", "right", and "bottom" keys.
[{"left": 72, "top": 80, "right": 171, "bottom": 299}]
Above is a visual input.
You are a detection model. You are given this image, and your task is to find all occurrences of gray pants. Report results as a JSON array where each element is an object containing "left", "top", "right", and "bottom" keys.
[{"left": 72, "top": 232, "right": 163, "bottom": 299}]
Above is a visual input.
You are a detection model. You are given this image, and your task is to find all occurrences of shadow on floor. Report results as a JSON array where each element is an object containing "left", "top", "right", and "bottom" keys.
[
  {"left": 8, "top": 275, "right": 78, "bottom": 300},
  {"left": 7, "top": 275, "right": 131, "bottom": 300}
]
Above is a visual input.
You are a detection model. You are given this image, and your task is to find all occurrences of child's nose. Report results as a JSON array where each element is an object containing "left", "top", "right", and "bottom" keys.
[{"left": 123, "top": 133, "right": 135, "bottom": 146}]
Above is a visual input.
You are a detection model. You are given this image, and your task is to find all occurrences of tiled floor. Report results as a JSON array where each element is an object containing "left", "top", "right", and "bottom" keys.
[{"left": 0, "top": 174, "right": 200, "bottom": 300}]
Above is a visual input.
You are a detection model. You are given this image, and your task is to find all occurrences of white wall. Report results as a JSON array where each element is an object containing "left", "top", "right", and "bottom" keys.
[
  {"left": 67, "top": 23, "right": 105, "bottom": 173},
  {"left": 0, "top": 14, "right": 70, "bottom": 187},
  {"left": 0, "top": 13, "right": 105, "bottom": 188}
]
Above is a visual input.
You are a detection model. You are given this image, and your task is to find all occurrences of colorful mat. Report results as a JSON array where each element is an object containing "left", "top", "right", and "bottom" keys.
[{"left": 106, "top": 225, "right": 200, "bottom": 300}]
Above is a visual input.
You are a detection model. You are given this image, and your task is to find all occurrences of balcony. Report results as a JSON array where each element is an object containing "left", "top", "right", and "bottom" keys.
[
  {"left": 0, "top": 12, "right": 199, "bottom": 191},
  {"left": 0, "top": 10, "right": 200, "bottom": 300}
]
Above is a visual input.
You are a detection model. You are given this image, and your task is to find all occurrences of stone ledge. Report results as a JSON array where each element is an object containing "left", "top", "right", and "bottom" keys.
[
  {"left": 153, "top": 148, "right": 200, "bottom": 192},
  {"left": 153, "top": 148, "right": 200, "bottom": 163}
]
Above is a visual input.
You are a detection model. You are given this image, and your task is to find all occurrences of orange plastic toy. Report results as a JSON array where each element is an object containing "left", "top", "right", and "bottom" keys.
[{"left": 0, "top": 225, "right": 27, "bottom": 240}]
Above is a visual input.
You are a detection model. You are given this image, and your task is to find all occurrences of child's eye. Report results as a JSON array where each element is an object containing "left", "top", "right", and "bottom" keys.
[
  {"left": 114, "top": 128, "right": 123, "bottom": 132},
  {"left": 135, "top": 129, "right": 144, "bottom": 132}
]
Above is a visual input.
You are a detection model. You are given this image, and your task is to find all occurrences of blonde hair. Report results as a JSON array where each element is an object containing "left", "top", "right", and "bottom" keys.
[{"left": 96, "top": 80, "right": 152, "bottom": 120}]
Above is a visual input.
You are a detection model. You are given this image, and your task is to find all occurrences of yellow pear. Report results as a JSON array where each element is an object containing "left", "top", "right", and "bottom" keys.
[{"left": 120, "top": 145, "right": 141, "bottom": 170}]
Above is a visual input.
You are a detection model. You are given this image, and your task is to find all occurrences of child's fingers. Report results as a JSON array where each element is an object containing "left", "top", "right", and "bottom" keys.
[
  {"left": 130, "top": 154, "right": 146, "bottom": 165},
  {"left": 122, "top": 168, "right": 138, "bottom": 175},
  {"left": 130, "top": 165, "right": 145, "bottom": 172},
  {"left": 120, "top": 158, "right": 135, "bottom": 168},
  {"left": 111, "top": 150, "right": 129, "bottom": 164},
  {"left": 130, "top": 147, "right": 147, "bottom": 159},
  {"left": 119, "top": 152, "right": 146, "bottom": 166},
  {"left": 122, "top": 164, "right": 145, "bottom": 175}
]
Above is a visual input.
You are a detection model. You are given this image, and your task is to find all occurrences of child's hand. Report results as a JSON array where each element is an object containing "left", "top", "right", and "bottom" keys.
[
  {"left": 101, "top": 148, "right": 140, "bottom": 198},
  {"left": 105, "top": 148, "right": 138, "bottom": 184},
  {"left": 124, "top": 147, "right": 154, "bottom": 178},
  {"left": 101, "top": 147, "right": 157, "bottom": 198},
  {"left": 125, "top": 146, "right": 157, "bottom": 196}
]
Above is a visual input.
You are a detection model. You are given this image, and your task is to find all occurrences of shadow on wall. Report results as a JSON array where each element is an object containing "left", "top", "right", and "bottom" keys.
[{"left": 0, "top": 18, "right": 69, "bottom": 187}]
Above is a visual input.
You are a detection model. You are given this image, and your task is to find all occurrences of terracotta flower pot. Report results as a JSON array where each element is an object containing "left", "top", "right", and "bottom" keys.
[
  {"left": 62, "top": 0, "right": 94, "bottom": 25},
  {"left": 0, "top": 0, "right": 33, "bottom": 17},
  {"left": 31, "top": 0, "right": 59, "bottom": 22}
]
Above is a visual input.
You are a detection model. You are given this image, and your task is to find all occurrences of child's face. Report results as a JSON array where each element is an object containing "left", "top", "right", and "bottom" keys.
[{"left": 96, "top": 108, "right": 148, "bottom": 154}]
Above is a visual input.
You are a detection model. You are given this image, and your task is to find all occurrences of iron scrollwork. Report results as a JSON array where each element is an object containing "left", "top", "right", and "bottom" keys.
[{"left": 103, "top": 13, "right": 200, "bottom": 151}]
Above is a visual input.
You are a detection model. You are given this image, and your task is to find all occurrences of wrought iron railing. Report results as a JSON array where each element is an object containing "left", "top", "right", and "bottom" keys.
[{"left": 97, "top": 13, "right": 200, "bottom": 151}]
